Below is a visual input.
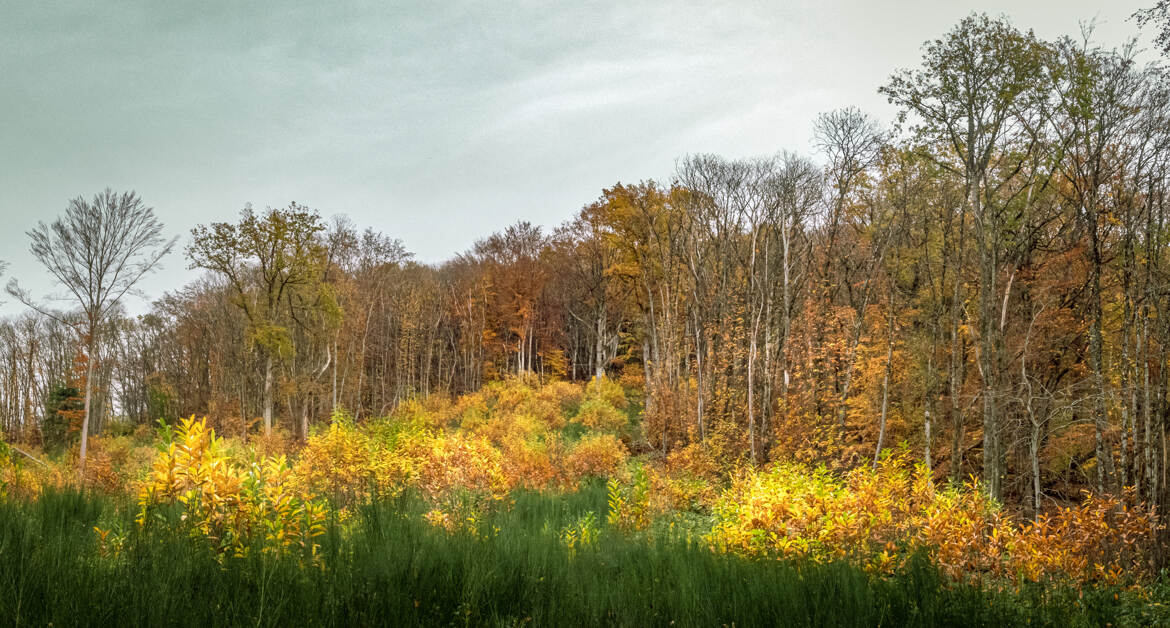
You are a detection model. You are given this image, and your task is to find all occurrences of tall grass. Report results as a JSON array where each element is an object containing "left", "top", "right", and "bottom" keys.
[{"left": 0, "top": 487, "right": 1163, "bottom": 627}]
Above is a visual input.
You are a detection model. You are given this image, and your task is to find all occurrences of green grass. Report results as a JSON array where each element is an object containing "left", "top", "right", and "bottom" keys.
[{"left": 0, "top": 487, "right": 1165, "bottom": 627}]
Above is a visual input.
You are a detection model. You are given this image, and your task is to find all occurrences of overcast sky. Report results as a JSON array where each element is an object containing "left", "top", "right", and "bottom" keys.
[{"left": 0, "top": 0, "right": 1156, "bottom": 314}]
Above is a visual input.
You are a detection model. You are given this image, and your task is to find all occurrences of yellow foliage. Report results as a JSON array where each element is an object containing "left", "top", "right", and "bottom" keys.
[
  {"left": 0, "top": 442, "right": 45, "bottom": 499},
  {"left": 560, "top": 511, "right": 600, "bottom": 556},
  {"left": 500, "top": 436, "right": 561, "bottom": 490},
  {"left": 706, "top": 454, "right": 1157, "bottom": 585},
  {"left": 136, "top": 416, "right": 327, "bottom": 561},
  {"left": 565, "top": 433, "right": 628, "bottom": 483},
  {"left": 406, "top": 431, "right": 511, "bottom": 502},
  {"left": 585, "top": 376, "right": 628, "bottom": 410},
  {"left": 292, "top": 418, "right": 380, "bottom": 504},
  {"left": 575, "top": 398, "right": 627, "bottom": 432},
  {"left": 607, "top": 462, "right": 650, "bottom": 532},
  {"left": 81, "top": 436, "right": 156, "bottom": 494},
  {"left": 537, "top": 380, "right": 585, "bottom": 413}
]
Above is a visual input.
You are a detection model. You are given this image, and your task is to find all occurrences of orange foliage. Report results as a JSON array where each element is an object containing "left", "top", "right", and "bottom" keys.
[
  {"left": 565, "top": 433, "right": 628, "bottom": 483},
  {"left": 707, "top": 454, "right": 1158, "bottom": 585}
]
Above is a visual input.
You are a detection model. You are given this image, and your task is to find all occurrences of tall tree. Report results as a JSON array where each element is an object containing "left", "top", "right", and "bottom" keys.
[
  {"left": 7, "top": 189, "right": 174, "bottom": 479},
  {"left": 881, "top": 14, "right": 1046, "bottom": 500},
  {"left": 187, "top": 204, "right": 328, "bottom": 436}
]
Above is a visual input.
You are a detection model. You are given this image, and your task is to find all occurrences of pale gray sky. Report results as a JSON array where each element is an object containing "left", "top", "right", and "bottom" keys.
[{"left": 0, "top": 0, "right": 1154, "bottom": 314}]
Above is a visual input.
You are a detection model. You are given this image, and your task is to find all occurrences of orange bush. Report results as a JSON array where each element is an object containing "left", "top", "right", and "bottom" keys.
[
  {"left": 565, "top": 433, "right": 628, "bottom": 483},
  {"left": 537, "top": 380, "right": 585, "bottom": 413},
  {"left": 706, "top": 454, "right": 1158, "bottom": 585},
  {"left": 404, "top": 431, "right": 510, "bottom": 501},
  {"left": 500, "top": 437, "right": 561, "bottom": 490}
]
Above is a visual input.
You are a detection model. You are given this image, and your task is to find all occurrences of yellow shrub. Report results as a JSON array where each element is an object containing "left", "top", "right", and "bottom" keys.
[
  {"left": 537, "top": 380, "right": 585, "bottom": 413},
  {"left": 80, "top": 436, "right": 155, "bottom": 494},
  {"left": 403, "top": 431, "right": 510, "bottom": 501},
  {"left": 452, "top": 390, "right": 493, "bottom": 430},
  {"left": 606, "top": 462, "right": 650, "bottom": 532},
  {"left": 706, "top": 454, "right": 1157, "bottom": 585},
  {"left": 493, "top": 376, "right": 540, "bottom": 413},
  {"left": 585, "top": 376, "right": 628, "bottom": 410},
  {"left": 293, "top": 418, "right": 378, "bottom": 504},
  {"left": 617, "top": 364, "right": 645, "bottom": 393},
  {"left": 501, "top": 437, "right": 560, "bottom": 490},
  {"left": 574, "top": 398, "right": 627, "bottom": 432},
  {"left": 250, "top": 427, "right": 295, "bottom": 458},
  {"left": 565, "top": 433, "right": 628, "bottom": 483},
  {"left": 650, "top": 465, "right": 718, "bottom": 513},
  {"left": 137, "top": 417, "right": 326, "bottom": 560},
  {"left": 1007, "top": 489, "right": 1155, "bottom": 585},
  {"left": 477, "top": 411, "right": 547, "bottom": 445},
  {"left": 0, "top": 441, "right": 45, "bottom": 499},
  {"left": 666, "top": 443, "right": 720, "bottom": 482}
]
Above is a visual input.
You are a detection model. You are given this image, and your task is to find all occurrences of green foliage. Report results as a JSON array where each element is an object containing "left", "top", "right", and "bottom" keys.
[
  {"left": 42, "top": 383, "right": 83, "bottom": 453},
  {"left": 0, "top": 488, "right": 1164, "bottom": 627},
  {"left": 607, "top": 462, "right": 650, "bottom": 532},
  {"left": 146, "top": 380, "right": 176, "bottom": 424}
]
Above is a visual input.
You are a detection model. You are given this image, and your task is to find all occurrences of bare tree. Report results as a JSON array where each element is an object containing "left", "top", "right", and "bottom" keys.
[
  {"left": 812, "top": 107, "right": 886, "bottom": 436},
  {"left": 7, "top": 189, "right": 175, "bottom": 480}
]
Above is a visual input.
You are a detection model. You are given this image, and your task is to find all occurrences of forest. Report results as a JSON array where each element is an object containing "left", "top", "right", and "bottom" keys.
[{"left": 5, "top": 10, "right": 1170, "bottom": 627}]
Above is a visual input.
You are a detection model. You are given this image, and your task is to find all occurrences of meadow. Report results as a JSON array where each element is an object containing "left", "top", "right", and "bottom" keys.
[{"left": 1, "top": 377, "right": 1168, "bottom": 626}]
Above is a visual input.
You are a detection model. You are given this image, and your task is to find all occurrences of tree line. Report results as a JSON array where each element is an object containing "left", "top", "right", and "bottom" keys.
[{"left": 4, "top": 14, "right": 1170, "bottom": 522}]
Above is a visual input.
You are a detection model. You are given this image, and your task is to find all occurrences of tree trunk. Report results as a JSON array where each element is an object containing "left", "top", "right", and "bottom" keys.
[
  {"left": 1088, "top": 245, "right": 1115, "bottom": 493},
  {"left": 263, "top": 352, "right": 274, "bottom": 436},
  {"left": 595, "top": 307, "right": 607, "bottom": 380},
  {"left": 78, "top": 334, "right": 96, "bottom": 483},
  {"left": 874, "top": 294, "right": 896, "bottom": 468}
]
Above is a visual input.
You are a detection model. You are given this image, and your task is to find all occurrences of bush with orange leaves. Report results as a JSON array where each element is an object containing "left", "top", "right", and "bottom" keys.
[
  {"left": 500, "top": 436, "right": 562, "bottom": 490},
  {"left": 136, "top": 416, "right": 327, "bottom": 561},
  {"left": 564, "top": 433, "right": 628, "bottom": 483},
  {"left": 1003, "top": 489, "right": 1154, "bottom": 585},
  {"left": 538, "top": 380, "right": 585, "bottom": 413},
  {"left": 707, "top": 454, "right": 1158, "bottom": 585},
  {"left": 78, "top": 435, "right": 157, "bottom": 494},
  {"left": 402, "top": 431, "right": 510, "bottom": 502},
  {"left": 644, "top": 444, "right": 721, "bottom": 513}
]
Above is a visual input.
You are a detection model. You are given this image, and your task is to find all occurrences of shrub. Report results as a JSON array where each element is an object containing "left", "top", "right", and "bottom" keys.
[
  {"left": 0, "top": 441, "right": 36, "bottom": 499},
  {"left": 585, "top": 376, "right": 628, "bottom": 410},
  {"left": 292, "top": 415, "right": 378, "bottom": 504},
  {"left": 136, "top": 416, "right": 327, "bottom": 560},
  {"left": 607, "top": 462, "right": 650, "bottom": 532},
  {"left": 537, "top": 380, "right": 585, "bottom": 414},
  {"left": 575, "top": 398, "right": 627, "bottom": 432},
  {"left": 500, "top": 436, "right": 560, "bottom": 490},
  {"left": 565, "top": 433, "right": 628, "bottom": 483},
  {"left": 705, "top": 454, "right": 1158, "bottom": 585},
  {"left": 404, "top": 431, "right": 510, "bottom": 502}
]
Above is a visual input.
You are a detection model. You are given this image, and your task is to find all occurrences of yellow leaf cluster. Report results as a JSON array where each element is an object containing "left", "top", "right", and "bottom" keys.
[
  {"left": 705, "top": 453, "right": 1157, "bottom": 585},
  {"left": 136, "top": 417, "right": 327, "bottom": 561}
]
